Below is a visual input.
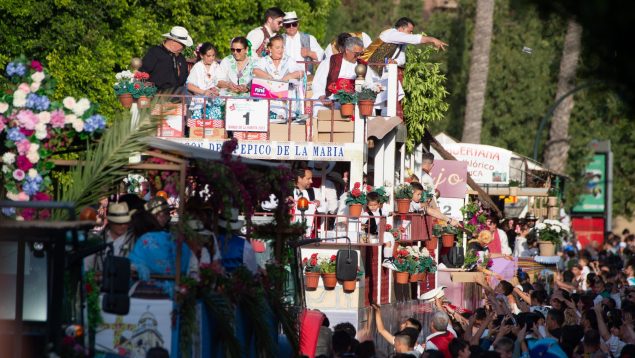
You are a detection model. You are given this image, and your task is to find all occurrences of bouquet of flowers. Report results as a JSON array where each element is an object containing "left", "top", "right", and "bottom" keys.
[
  {"left": 460, "top": 200, "right": 489, "bottom": 237},
  {"left": 345, "top": 182, "right": 368, "bottom": 205},
  {"left": 328, "top": 78, "right": 358, "bottom": 104},
  {"left": 302, "top": 253, "right": 321, "bottom": 273},
  {"left": 1, "top": 56, "right": 106, "bottom": 220},
  {"left": 533, "top": 219, "right": 569, "bottom": 246},
  {"left": 319, "top": 255, "right": 337, "bottom": 274},
  {"left": 357, "top": 83, "right": 382, "bottom": 101}
]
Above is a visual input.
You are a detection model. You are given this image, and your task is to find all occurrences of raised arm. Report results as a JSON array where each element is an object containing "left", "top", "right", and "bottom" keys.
[{"left": 372, "top": 304, "right": 396, "bottom": 345}]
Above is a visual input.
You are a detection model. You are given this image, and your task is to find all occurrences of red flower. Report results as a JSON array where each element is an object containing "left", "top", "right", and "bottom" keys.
[
  {"left": 134, "top": 83, "right": 141, "bottom": 89},
  {"left": 21, "top": 208, "right": 35, "bottom": 221},
  {"left": 34, "top": 192, "right": 51, "bottom": 201},
  {"left": 310, "top": 258, "right": 317, "bottom": 266},
  {"left": 303, "top": 258, "right": 308, "bottom": 264},
  {"left": 351, "top": 188, "right": 361, "bottom": 197},
  {"left": 385, "top": 224, "right": 392, "bottom": 231},
  {"left": 330, "top": 255, "right": 337, "bottom": 262},
  {"left": 354, "top": 182, "right": 361, "bottom": 189},
  {"left": 39, "top": 209, "right": 50, "bottom": 220},
  {"left": 366, "top": 185, "right": 373, "bottom": 193},
  {"left": 30, "top": 60, "right": 43, "bottom": 72},
  {"left": 134, "top": 71, "right": 150, "bottom": 80},
  {"left": 16, "top": 155, "right": 33, "bottom": 171},
  {"left": 311, "top": 253, "right": 318, "bottom": 258}
]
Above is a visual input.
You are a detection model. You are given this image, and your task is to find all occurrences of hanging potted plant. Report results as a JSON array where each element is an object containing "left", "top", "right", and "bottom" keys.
[
  {"left": 393, "top": 246, "right": 415, "bottom": 284},
  {"left": 302, "top": 253, "right": 321, "bottom": 290},
  {"left": 341, "top": 268, "right": 364, "bottom": 293},
  {"left": 356, "top": 83, "right": 381, "bottom": 117},
  {"left": 319, "top": 255, "right": 338, "bottom": 290},
  {"left": 329, "top": 79, "right": 357, "bottom": 117},
  {"left": 433, "top": 223, "right": 460, "bottom": 248},
  {"left": 113, "top": 70, "right": 134, "bottom": 108},
  {"left": 533, "top": 220, "right": 568, "bottom": 256},
  {"left": 345, "top": 182, "right": 368, "bottom": 218},
  {"left": 394, "top": 184, "right": 413, "bottom": 214}
]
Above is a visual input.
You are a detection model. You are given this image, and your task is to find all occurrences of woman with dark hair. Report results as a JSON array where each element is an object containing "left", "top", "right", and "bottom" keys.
[
  {"left": 217, "top": 36, "right": 254, "bottom": 96},
  {"left": 187, "top": 42, "right": 223, "bottom": 121}
]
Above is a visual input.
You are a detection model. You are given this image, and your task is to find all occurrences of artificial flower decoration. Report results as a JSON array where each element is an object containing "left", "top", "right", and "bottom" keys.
[{"left": 1, "top": 56, "right": 106, "bottom": 220}]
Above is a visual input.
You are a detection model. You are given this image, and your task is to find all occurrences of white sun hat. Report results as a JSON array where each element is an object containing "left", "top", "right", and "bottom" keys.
[
  {"left": 162, "top": 26, "right": 193, "bottom": 47},
  {"left": 283, "top": 11, "right": 300, "bottom": 24},
  {"left": 418, "top": 286, "right": 447, "bottom": 302}
]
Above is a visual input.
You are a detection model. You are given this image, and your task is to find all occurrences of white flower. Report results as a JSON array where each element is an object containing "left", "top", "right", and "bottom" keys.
[
  {"left": 535, "top": 223, "right": 546, "bottom": 230},
  {"left": 35, "top": 128, "right": 48, "bottom": 140},
  {"left": 73, "top": 98, "right": 91, "bottom": 116},
  {"left": 13, "top": 89, "right": 27, "bottom": 107},
  {"left": 2, "top": 152, "right": 16, "bottom": 165},
  {"left": 63, "top": 97, "right": 76, "bottom": 110},
  {"left": 38, "top": 111, "right": 51, "bottom": 124},
  {"left": 0, "top": 102, "right": 8, "bottom": 114},
  {"left": 553, "top": 226, "right": 561, "bottom": 233},
  {"left": 2, "top": 165, "right": 10, "bottom": 174},
  {"left": 27, "top": 151, "right": 40, "bottom": 164},
  {"left": 31, "top": 71, "right": 45, "bottom": 83},
  {"left": 65, "top": 114, "right": 77, "bottom": 124},
  {"left": 115, "top": 70, "right": 133, "bottom": 82},
  {"left": 28, "top": 143, "right": 39, "bottom": 153},
  {"left": 420, "top": 247, "right": 430, "bottom": 257},
  {"left": 28, "top": 168, "right": 38, "bottom": 179},
  {"left": 72, "top": 118, "right": 84, "bottom": 132},
  {"left": 30, "top": 81, "right": 41, "bottom": 92}
]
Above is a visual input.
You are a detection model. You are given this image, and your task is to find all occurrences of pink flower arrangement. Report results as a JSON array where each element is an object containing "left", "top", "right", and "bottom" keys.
[{"left": 1, "top": 57, "right": 106, "bottom": 220}]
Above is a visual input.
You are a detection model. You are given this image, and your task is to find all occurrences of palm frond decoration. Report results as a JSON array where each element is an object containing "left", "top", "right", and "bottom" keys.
[
  {"left": 203, "top": 292, "right": 242, "bottom": 357},
  {"left": 53, "top": 109, "right": 157, "bottom": 219}
]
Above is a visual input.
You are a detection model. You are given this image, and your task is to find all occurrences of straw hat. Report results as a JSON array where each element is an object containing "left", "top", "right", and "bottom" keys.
[
  {"left": 107, "top": 202, "right": 134, "bottom": 224},
  {"left": 418, "top": 286, "right": 447, "bottom": 302},
  {"left": 145, "top": 197, "right": 170, "bottom": 216},
  {"left": 283, "top": 11, "right": 300, "bottom": 24},
  {"left": 162, "top": 26, "right": 193, "bottom": 47},
  {"left": 469, "top": 230, "right": 494, "bottom": 246},
  {"left": 218, "top": 208, "right": 245, "bottom": 231}
]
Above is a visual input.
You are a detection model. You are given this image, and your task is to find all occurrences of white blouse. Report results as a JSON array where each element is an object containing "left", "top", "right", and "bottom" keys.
[
  {"left": 254, "top": 55, "right": 304, "bottom": 81},
  {"left": 187, "top": 61, "right": 221, "bottom": 91}
]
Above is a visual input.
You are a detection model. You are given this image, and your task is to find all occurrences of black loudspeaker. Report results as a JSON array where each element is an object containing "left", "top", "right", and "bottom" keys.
[
  {"left": 336, "top": 249, "right": 359, "bottom": 281},
  {"left": 102, "top": 294, "right": 130, "bottom": 315},
  {"left": 101, "top": 256, "right": 130, "bottom": 294},
  {"left": 101, "top": 254, "right": 131, "bottom": 315}
]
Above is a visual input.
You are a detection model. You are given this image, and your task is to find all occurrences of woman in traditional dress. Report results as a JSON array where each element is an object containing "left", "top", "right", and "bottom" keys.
[
  {"left": 186, "top": 42, "right": 223, "bottom": 120},
  {"left": 216, "top": 37, "right": 255, "bottom": 96},
  {"left": 253, "top": 35, "right": 305, "bottom": 120}
]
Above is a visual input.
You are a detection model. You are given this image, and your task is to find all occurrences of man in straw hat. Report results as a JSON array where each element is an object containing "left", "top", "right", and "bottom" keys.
[
  {"left": 85, "top": 202, "right": 136, "bottom": 270},
  {"left": 281, "top": 11, "right": 324, "bottom": 72},
  {"left": 140, "top": 25, "right": 193, "bottom": 91},
  {"left": 216, "top": 208, "right": 258, "bottom": 274},
  {"left": 144, "top": 196, "right": 172, "bottom": 229}
]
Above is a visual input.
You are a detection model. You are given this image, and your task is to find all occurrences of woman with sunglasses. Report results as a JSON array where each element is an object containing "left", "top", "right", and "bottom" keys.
[
  {"left": 253, "top": 35, "right": 305, "bottom": 120},
  {"left": 216, "top": 37, "right": 255, "bottom": 96}
]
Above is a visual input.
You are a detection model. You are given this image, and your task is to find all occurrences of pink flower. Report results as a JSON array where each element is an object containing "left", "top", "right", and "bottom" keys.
[
  {"left": 20, "top": 128, "right": 34, "bottom": 137},
  {"left": 16, "top": 155, "right": 34, "bottom": 171},
  {"left": 18, "top": 83, "right": 31, "bottom": 94},
  {"left": 0, "top": 118, "right": 5, "bottom": 134},
  {"left": 39, "top": 209, "right": 51, "bottom": 220},
  {"left": 30, "top": 60, "right": 43, "bottom": 72},
  {"left": 17, "top": 110, "right": 38, "bottom": 130},
  {"left": 34, "top": 192, "right": 51, "bottom": 201},
  {"left": 50, "top": 109, "right": 65, "bottom": 128},
  {"left": 21, "top": 208, "right": 35, "bottom": 221},
  {"left": 13, "top": 169, "right": 25, "bottom": 181},
  {"left": 16, "top": 139, "right": 31, "bottom": 155}
]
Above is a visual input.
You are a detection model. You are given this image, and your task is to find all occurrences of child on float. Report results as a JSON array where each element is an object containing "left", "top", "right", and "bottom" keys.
[
  {"left": 360, "top": 191, "right": 394, "bottom": 258},
  {"left": 409, "top": 181, "right": 461, "bottom": 227}
]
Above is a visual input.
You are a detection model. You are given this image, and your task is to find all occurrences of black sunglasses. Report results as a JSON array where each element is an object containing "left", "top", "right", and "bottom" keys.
[
  {"left": 284, "top": 22, "right": 299, "bottom": 28},
  {"left": 230, "top": 48, "right": 244, "bottom": 53}
]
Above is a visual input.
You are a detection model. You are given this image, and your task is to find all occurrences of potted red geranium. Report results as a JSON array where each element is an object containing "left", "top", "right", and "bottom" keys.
[
  {"left": 345, "top": 182, "right": 367, "bottom": 218},
  {"left": 328, "top": 78, "right": 358, "bottom": 117}
]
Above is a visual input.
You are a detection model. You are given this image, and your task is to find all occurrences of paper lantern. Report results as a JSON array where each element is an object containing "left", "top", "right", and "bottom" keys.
[{"left": 297, "top": 197, "right": 309, "bottom": 212}]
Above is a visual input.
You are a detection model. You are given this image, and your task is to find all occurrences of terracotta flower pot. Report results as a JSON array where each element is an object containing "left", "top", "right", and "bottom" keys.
[
  {"left": 425, "top": 237, "right": 438, "bottom": 251},
  {"left": 395, "top": 199, "right": 410, "bottom": 214},
  {"left": 442, "top": 234, "right": 455, "bottom": 248},
  {"left": 137, "top": 95, "right": 151, "bottom": 108},
  {"left": 305, "top": 272, "right": 320, "bottom": 290},
  {"left": 321, "top": 273, "right": 337, "bottom": 290},
  {"left": 409, "top": 272, "right": 420, "bottom": 282},
  {"left": 395, "top": 271, "right": 410, "bottom": 284},
  {"left": 340, "top": 103, "right": 355, "bottom": 117},
  {"left": 342, "top": 280, "right": 357, "bottom": 293},
  {"left": 538, "top": 241, "right": 556, "bottom": 256},
  {"left": 118, "top": 93, "right": 133, "bottom": 108},
  {"left": 348, "top": 203, "right": 363, "bottom": 218},
  {"left": 419, "top": 272, "right": 428, "bottom": 282},
  {"left": 358, "top": 100, "right": 374, "bottom": 117}
]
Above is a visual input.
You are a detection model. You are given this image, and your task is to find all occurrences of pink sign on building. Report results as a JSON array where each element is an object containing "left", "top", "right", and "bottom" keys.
[{"left": 430, "top": 160, "right": 468, "bottom": 199}]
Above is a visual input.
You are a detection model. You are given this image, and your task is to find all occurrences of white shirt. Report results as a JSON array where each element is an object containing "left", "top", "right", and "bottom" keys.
[
  {"left": 187, "top": 61, "right": 221, "bottom": 90},
  {"left": 284, "top": 32, "right": 324, "bottom": 63},
  {"left": 496, "top": 228, "right": 513, "bottom": 255},
  {"left": 254, "top": 55, "right": 304, "bottom": 80},
  {"left": 311, "top": 57, "right": 374, "bottom": 99},
  {"left": 247, "top": 25, "right": 275, "bottom": 58},
  {"left": 316, "top": 179, "right": 338, "bottom": 214},
  {"left": 513, "top": 236, "right": 534, "bottom": 257},
  {"left": 378, "top": 28, "right": 423, "bottom": 68},
  {"left": 323, "top": 32, "right": 373, "bottom": 59}
]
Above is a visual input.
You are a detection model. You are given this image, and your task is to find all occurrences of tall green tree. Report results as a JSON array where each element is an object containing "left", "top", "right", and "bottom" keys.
[{"left": 461, "top": 0, "right": 494, "bottom": 144}]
